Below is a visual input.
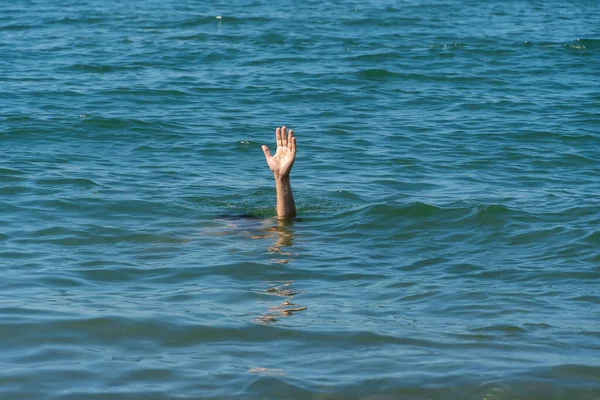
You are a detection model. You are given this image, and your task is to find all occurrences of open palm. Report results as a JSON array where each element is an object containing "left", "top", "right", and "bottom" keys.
[{"left": 262, "top": 126, "right": 296, "bottom": 178}]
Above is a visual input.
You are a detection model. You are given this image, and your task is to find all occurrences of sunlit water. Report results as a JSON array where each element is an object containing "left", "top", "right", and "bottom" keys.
[{"left": 1, "top": 0, "right": 600, "bottom": 399}]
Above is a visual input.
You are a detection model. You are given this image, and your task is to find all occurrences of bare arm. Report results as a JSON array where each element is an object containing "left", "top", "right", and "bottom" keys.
[{"left": 261, "top": 126, "right": 297, "bottom": 219}]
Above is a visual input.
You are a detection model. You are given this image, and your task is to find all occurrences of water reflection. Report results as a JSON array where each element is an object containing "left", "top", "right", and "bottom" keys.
[
  {"left": 208, "top": 215, "right": 294, "bottom": 257},
  {"left": 262, "top": 218, "right": 294, "bottom": 258},
  {"left": 205, "top": 215, "right": 306, "bottom": 324},
  {"left": 256, "top": 280, "right": 306, "bottom": 324},
  {"left": 256, "top": 218, "right": 306, "bottom": 324},
  {"left": 249, "top": 367, "right": 284, "bottom": 376}
]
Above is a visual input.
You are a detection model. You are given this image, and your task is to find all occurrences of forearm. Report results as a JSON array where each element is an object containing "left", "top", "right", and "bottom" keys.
[{"left": 274, "top": 174, "right": 296, "bottom": 219}]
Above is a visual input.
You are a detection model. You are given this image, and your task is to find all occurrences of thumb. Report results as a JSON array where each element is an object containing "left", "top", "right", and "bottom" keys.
[{"left": 262, "top": 145, "right": 272, "bottom": 160}]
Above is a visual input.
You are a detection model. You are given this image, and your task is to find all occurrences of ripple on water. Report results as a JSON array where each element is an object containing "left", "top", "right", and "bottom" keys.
[{"left": 2, "top": 0, "right": 600, "bottom": 398}]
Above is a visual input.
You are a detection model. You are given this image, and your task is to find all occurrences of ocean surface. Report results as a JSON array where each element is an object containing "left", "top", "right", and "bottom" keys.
[{"left": 1, "top": 0, "right": 600, "bottom": 398}]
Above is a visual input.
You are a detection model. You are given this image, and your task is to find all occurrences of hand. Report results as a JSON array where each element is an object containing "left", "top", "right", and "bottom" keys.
[{"left": 262, "top": 126, "right": 296, "bottom": 179}]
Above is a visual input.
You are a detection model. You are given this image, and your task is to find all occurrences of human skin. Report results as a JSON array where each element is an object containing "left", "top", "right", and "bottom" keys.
[{"left": 261, "top": 126, "right": 297, "bottom": 219}]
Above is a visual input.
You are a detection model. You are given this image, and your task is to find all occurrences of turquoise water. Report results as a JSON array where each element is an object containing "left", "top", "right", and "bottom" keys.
[{"left": 2, "top": 0, "right": 600, "bottom": 398}]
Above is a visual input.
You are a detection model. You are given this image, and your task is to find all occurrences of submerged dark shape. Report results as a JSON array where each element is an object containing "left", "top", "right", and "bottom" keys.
[{"left": 215, "top": 212, "right": 262, "bottom": 221}]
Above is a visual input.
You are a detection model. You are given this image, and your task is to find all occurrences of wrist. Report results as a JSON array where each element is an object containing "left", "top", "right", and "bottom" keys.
[{"left": 273, "top": 173, "right": 290, "bottom": 181}]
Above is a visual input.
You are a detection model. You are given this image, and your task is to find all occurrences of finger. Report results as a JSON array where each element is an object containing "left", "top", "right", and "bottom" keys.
[
  {"left": 288, "top": 129, "right": 293, "bottom": 149},
  {"left": 276, "top": 127, "right": 282, "bottom": 148},
  {"left": 291, "top": 136, "right": 296, "bottom": 154},
  {"left": 281, "top": 126, "right": 287, "bottom": 147},
  {"left": 262, "top": 145, "right": 272, "bottom": 160}
]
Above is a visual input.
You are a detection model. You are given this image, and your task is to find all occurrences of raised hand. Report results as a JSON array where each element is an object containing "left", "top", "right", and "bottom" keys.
[
  {"left": 261, "top": 126, "right": 297, "bottom": 218},
  {"left": 262, "top": 126, "right": 296, "bottom": 178}
]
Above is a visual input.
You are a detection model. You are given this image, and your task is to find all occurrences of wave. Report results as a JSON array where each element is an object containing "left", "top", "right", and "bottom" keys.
[{"left": 356, "top": 68, "right": 401, "bottom": 81}]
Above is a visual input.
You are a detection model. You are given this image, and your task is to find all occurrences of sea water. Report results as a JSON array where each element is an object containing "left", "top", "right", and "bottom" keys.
[{"left": 1, "top": 0, "right": 599, "bottom": 398}]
